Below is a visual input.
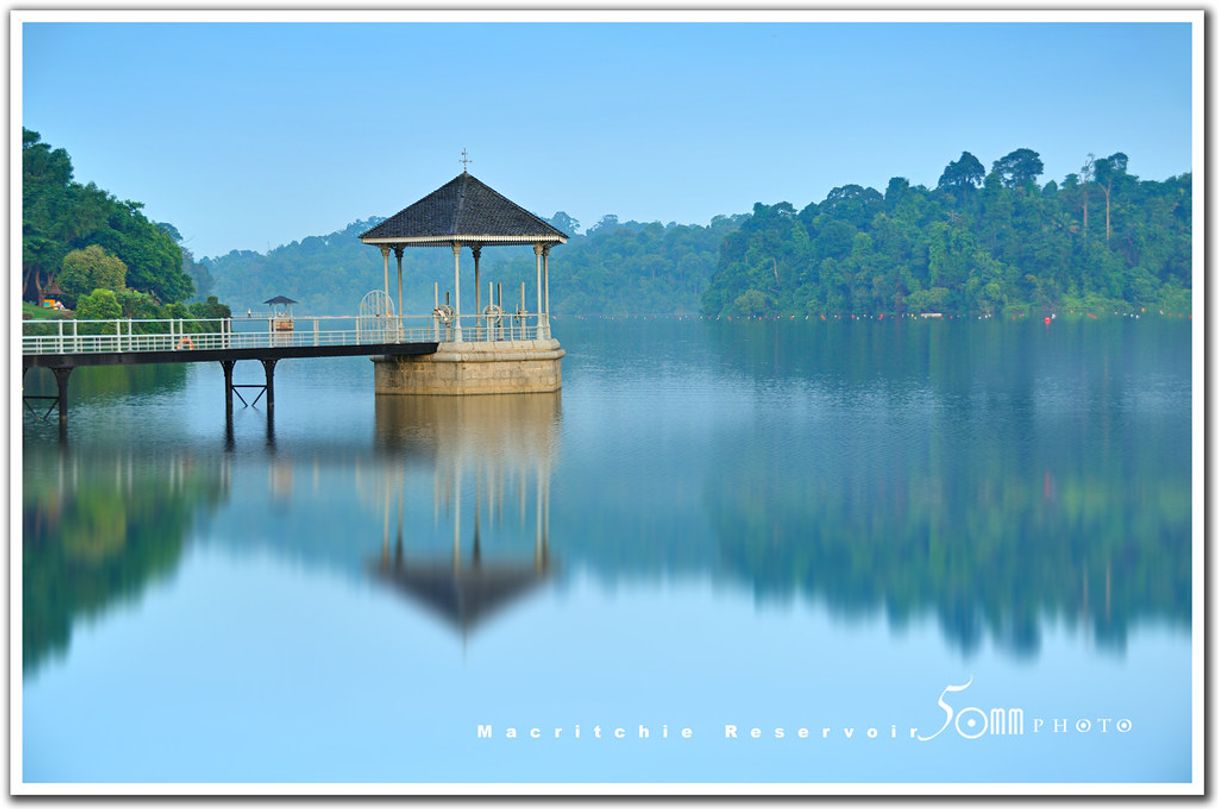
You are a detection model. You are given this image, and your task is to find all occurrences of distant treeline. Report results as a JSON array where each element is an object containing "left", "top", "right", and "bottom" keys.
[
  {"left": 206, "top": 212, "right": 742, "bottom": 317},
  {"left": 186, "top": 146, "right": 1193, "bottom": 320},
  {"left": 704, "top": 149, "right": 1191, "bottom": 318},
  {"left": 22, "top": 129, "right": 220, "bottom": 319}
]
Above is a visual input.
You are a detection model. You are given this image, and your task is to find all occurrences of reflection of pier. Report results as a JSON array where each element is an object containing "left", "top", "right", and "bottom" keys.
[{"left": 369, "top": 393, "right": 558, "bottom": 634}]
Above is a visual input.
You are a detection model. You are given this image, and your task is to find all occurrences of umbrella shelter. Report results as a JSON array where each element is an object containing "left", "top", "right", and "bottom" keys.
[{"left": 264, "top": 295, "right": 297, "bottom": 331}]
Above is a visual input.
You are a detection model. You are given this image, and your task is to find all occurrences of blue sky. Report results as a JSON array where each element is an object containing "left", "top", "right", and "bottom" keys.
[{"left": 23, "top": 21, "right": 1192, "bottom": 258}]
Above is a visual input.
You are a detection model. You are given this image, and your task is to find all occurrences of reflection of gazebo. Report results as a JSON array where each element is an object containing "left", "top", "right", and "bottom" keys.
[
  {"left": 264, "top": 295, "right": 297, "bottom": 331},
  {"left": 371, "top": 492, "right": 552, "bottom": 635},
  {"left": 369, "top": 390, "right": 558, "bottom": 635},
  {"left": 359, "top": 168, "right": 567, "bottom": 341},
  {"left": 371, "top": 552, "right": 550, "bottom": 635}
]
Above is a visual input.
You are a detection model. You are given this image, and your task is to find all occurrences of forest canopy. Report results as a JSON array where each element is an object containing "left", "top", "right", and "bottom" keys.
[
  {"left": 208, "top": 147, "right": 1189, "bottom": 320},
  {"left": 703, "top": 148, "right": 1191, "bottom": 318},
  {"left": 22, "top": 128, "right": 205, "bottom": 307},
  {"left": 41, "top": 136, "right": 1188, "bottom": 321},
  {"left": 207, "top": 212, "right": 743, "bottom": 316}
]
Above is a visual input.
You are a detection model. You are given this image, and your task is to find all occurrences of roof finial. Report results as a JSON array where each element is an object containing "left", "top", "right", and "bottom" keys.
[{"left": 460, "top": 148, "right": 472, "bottom": 173}]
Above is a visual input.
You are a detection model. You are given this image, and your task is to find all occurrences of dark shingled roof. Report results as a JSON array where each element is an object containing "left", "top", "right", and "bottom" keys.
[
  {"left": 360, "top": 172, "right": 568, "bottom": 245},
  {"left": 264, "top": 295, "right": 297, "bottom": 305}
]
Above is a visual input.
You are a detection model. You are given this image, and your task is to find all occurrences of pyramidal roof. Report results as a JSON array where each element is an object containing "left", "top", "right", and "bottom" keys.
[{"left": 360, "top": 172, "right": 568, "bottom": 246}]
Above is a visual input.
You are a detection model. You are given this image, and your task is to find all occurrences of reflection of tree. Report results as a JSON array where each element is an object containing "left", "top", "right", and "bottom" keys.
[
  {"left": 24, "top": 363, "right": 189, "bottom": 401},
  {"left": 710, "top": 458, "right": 1188, "bottom": 656},
  {"left": 703, "top": 320, "right": 1191, "bottom": 656},
  {"left": 22, "top": 449, "right": 228, "bottom": 673}
]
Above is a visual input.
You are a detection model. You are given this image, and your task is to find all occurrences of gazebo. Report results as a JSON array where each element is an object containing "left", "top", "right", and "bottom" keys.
[
  {"left": 359, "top": 169, "right": 568, "bottom": 342},
  {"left": 264, "top": 295, "right": 297, "bottom": 332}
]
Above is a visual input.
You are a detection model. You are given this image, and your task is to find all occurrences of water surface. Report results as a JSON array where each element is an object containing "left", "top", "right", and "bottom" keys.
[{"left": 21, "top": 319, "right": 1192, "bottom": 784}]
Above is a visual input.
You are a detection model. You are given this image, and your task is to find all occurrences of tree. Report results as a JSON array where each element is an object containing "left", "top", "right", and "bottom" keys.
[
  {"left": 1093, "top": 152, "right": 1129, "bottom": 242},
  {"left": 76, "top": 288, "right": 122, "bottom": 321},
  {"left": 937, "top": 151, "right": 986, "bottom": 193},
  {"left": 991, "top": 148, "right": 1045, "bottom": 190},
  {"left": 58, "top": 245, "right": 127, "bottom": 306},
  {"left": 548, "top": 211, "right": 581, "bottom": 236},
  {"left": 22, "top": 130, "right": 75, "bottom": 302},
  {"left": 22, "top": 129, "right": 195, "bottom": 305},
  {"left": 588, "top": 214, "right": 620, "bottom": 234},
  {"left": 189, "top": 295, "right": 232, "bottom": 321},
  {"left": 885, "top": 177, "right": 911, "bottom": 206},
  {"left": 1080, "top": 154, "right": 1095, "bottom": 236}
]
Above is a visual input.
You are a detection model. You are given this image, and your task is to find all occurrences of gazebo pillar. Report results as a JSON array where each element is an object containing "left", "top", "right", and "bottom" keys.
[
  {"left": 380, "top": 246, "right": 391, "bottom": 302},
  {"left": 452, "top": 242, "right": 463, "bottom": 342},
  {"left": 394, "top": 246, "right": 405, "bottom": 335},
  {"left": 533, "top": 244, "right": 543, "bottom": 337},
  {"left": 542, "top": 245, "right": 551, "bottom": 339}
]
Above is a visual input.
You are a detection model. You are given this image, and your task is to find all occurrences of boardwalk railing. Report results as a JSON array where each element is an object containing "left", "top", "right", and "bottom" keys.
[{"left": 22, "top": 313, "right": 547, "bottom": 356}]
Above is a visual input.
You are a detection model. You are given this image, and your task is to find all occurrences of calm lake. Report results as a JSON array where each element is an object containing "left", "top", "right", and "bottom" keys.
[{"left": 21, "top": 318, "right": 1192, "bottom": 784}]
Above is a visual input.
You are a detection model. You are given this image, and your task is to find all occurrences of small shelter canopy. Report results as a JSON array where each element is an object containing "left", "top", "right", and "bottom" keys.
[
  {"left": 264, "top": 295, "right": 298, "bottom": 305},
  {"left": 360, "top": 172, "right": 568, "bottom": 247}
]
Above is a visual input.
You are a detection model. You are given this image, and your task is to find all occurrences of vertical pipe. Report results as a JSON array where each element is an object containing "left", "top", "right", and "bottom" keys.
[
  {"left": 543, "top": 246, "right": 551, "bottom": 339},
  {"left": 381, "top": 245, "right": 391, "bottom": 302},
  {"left": 473, "top": 246, "right": 482, "bottom": 338},
  {"left": 452, "top": 242, "right": 463, "bottom": 342},
  {"left": 72, "top": 320, "right": 78, "bottom": 352},
  {"left": 57, "top": 320, "right": 63, "bottom": 353},
  {"left": 433, "top": 281, "right": 440, "bottom": 341},
  {"left": 314, "top": 318, "right": 319, "bottom": 347},
  {"left": 395, "top": 246, "right": 404, "bottom": 338}
]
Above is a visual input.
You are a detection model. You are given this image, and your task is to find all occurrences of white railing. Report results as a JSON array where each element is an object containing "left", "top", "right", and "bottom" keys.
[{"left": 22, "top": 313, "right": 549, "bottom": 356}]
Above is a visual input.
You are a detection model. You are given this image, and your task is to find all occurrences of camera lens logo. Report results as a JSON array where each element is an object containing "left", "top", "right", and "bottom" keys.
[{"left": 916, "top": 677, "right": 1024, "bottom": 741}]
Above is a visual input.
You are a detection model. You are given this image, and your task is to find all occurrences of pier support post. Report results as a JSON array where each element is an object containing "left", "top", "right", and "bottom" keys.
[
  {"left": 260, "top": 358, "right": 278, "bottom": 412},
  {"left": 51, "top": 366, "right": 73, "bottom": 426},
  {"left": 220, "top": 360, "right": 236, "bottom": 421}
]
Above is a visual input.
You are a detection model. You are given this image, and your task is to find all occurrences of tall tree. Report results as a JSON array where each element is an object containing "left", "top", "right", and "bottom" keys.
[
  {"left": 936, "top": 151, "right": 986, "bottom": 194},
  {"left": 1093, "top": 152, "right": 1129, "bottom": 242},
  {"left": 1080, "top": 154, "right": 1095, "bottom": 236},
  {"left": 992, "top": 148, "right": 1045, "bottom": 190}
]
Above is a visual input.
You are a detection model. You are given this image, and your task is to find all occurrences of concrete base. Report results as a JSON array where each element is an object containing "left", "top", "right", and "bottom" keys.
[{"left": 373, "top": 338, "right": 564, "bottom": 395}]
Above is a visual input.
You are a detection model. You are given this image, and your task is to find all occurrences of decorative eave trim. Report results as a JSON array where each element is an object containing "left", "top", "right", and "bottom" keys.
[{"left": 360, "top": 234, "right": 567, "bottom": 247}]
